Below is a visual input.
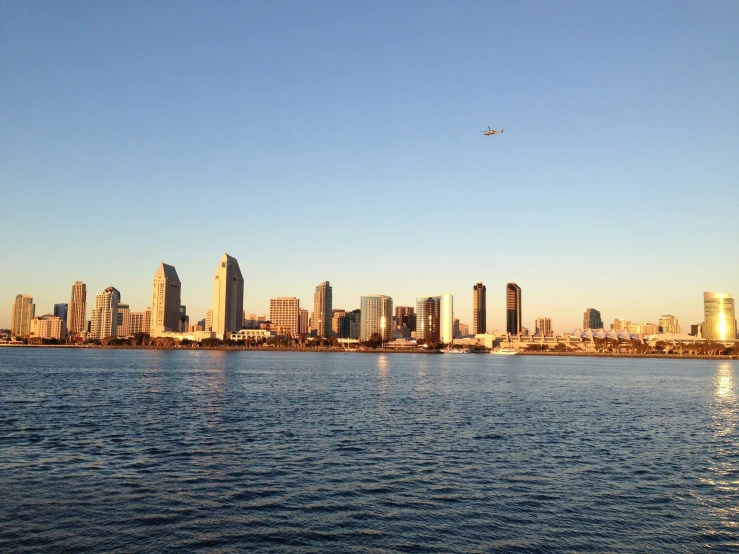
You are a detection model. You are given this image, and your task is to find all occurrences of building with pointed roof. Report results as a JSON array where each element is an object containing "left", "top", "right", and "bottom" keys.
[
  {"left": 151, "top": 262, "right": 181, "bottom": 337},
  {"left": 212, "top": 253, "right": 244, "bottom": 339}
]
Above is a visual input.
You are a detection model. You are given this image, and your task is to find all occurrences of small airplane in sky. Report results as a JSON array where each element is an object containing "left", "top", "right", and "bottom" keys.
[{"left": 480, "top": 126, "right": 504, "bottom": 136}]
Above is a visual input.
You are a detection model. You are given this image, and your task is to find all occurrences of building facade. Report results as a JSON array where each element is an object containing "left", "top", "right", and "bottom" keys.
[
  {"left": 506, "top": 282, "right": 522, "bottom": 335},
  {"left": 703, "top": 292, "right": 736, "bottom": 341},
  {"left": 658, "top": 315, "right": 680, "bottom": 335},
  {"left": 11, "top": 294, "right": 35, "bottom": 338},
  {"left": 270, "top": 297, "right": 300, "bottom": 336},
  {"left": 313, "top": 281, "right": 333, "bottom": 337},
  {"left": 212, "top": 253, "right": 244, "bottom": 339},
  {"left": 439, "top": 293, "right": 454, "bottom": 344},
  {"left": 583, "top": 308, "right": 602, "bottom": 330},
  {"left": 473, "top": 282, "right": 486, "bottom": 335},
  {"left": 299, "top": 308, "right": 309, "bottom": 335},
  {"left": 90, "top": 287, "right": 120, "bottom": 339},
  {"left": 54, "top": 303, "right": 68, "bottom": 323},
  {"left": 611, "top": 319, "right": 631, "bottom": 331},
  {"left": 360, "top": 295, "right": 393, "bottom": 342},
  {"left": 116, "top": 304, "right": 131, "bottom": 338},
  {"left": 67, "top": 281, "right": 87, "bottom": 335},
  {"left": 129, "top": 308, "right": 151, "bottom": 335},
  {"left": 535, "top": 317, "right": 553, "bottom": 337}
]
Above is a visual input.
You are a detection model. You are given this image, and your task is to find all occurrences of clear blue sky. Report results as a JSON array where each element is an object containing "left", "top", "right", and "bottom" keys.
[{"left": 1, "top": 1, "right": 737, "bottom": 332}]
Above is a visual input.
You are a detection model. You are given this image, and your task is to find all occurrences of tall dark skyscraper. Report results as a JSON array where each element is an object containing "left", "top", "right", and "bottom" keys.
[
  {"left": 472, "top": 282, "right": 486, "bottom": 335},
  {"left": 506, "top": 282, "right": 522, "bottom": 335},
  {"left": 415, "top": 296, "right": 440, "bottom": 343},
  {"left": 395, "top": 306, "right": 416, "bottom": 332},
  {"left": 583, "top": 308, "right": 602, "bottom": 330}
]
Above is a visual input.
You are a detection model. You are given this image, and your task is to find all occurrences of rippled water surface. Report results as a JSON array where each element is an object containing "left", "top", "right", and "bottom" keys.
[{"left": 1, "top": 349, "right": 738, "bottom": 552}]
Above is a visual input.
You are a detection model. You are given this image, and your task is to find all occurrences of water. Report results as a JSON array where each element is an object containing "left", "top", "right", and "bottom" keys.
[{"left": 1, "top": 349, "right": 737, "bottom": 553}]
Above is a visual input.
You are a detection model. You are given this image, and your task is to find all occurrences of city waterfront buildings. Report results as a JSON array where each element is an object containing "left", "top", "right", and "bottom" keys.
[
  {"left": 90, "top": 287, "right": 120, "bottom": 339},
  {"left": 116, "top": 304, "right": 131, "bottom": 338},
  {"left": 348, "top": 309, "right": 361, "bottom": 339},
  {"left": 583, "top": 308, "right": 602, "bottom": 330},
  {"left": 11, "top": 294, "right": 35, "bottom": 338},
  {"left": 535, "top": 317, "right": 553, "bottom": 337},
  {"left": 703, "top": 292, "right": 736, "bottom": 341},
  {"left": 506, "top": 282, "right": 522, "bottom": 335},
  {"left": 658, "top": 315, "right": 681, "bottom": 334},
  {"left": 30, "top": 314, "right": 66, "bottom": 340},
  {"left": 473, "top": 282, "right": 486, "bottom": 335},
  {"left": 416, "top": 296, "right": 440, "bottom": 343},
  {"left": 440, "top": 293, "right": 454, "bottom": 344},
  {"left": 129, "top": 308, "right": 151, "bottom": 335},
  {"left": 150, "top": 263, "right": 182, "bottom": 337},
  {"left": 360, "top": 295, "right": 393, "bottom": 342},
  {"left": 313, "top": 281, "right": 333, "bottom": 338},
  {"left": 332, "top": 309, "right": 349, "bottom": 338},
  {"left": 269, "top": 297, "right": 300, "bottom": 336},
  {"left": 212, "top": 254, "right": 244, "bottom": 339},
  {"left": 67, "top": 281, "right": 87, "bottom": 335},
  {"left": 611, "top": 319, "right": 630, "bottom": 331}
]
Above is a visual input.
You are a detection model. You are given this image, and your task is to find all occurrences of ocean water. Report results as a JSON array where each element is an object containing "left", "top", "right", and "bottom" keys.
[{"left": 0, "top": 349, "right": 737, "bottom": 553}]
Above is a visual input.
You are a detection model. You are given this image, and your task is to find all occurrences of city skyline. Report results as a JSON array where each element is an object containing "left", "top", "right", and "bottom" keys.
[{"left": 1, "top": 3, "right": 737, "bottom": 331}]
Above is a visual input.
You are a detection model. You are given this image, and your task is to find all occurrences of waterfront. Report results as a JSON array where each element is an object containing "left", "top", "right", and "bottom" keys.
[{"left": 1, "top": 350, "right": 738, "bottom": 552}]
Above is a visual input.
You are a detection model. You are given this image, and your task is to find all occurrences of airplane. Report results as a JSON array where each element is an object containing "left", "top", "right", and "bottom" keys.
[{"left": 480, "top": 126, "right": 504, "bottom": 136}]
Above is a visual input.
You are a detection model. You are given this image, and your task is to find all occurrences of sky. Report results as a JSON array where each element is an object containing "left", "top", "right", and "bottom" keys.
[{"left": 1, "top": 0, "right": 738, "bottom": 332}]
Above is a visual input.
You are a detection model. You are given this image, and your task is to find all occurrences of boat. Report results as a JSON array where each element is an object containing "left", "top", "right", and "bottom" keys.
[{"left": 491, "top": 347, "right": 518, "bottom": 355}]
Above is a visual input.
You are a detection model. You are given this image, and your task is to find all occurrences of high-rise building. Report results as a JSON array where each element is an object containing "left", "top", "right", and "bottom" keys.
[
  {"left": 690, "top": 324, "right": 703, "bottom": 338},
  {"left": 453, "top": 318, "right": 461, "bottom": 338},
  {"left": 212, "top": 253, "right": 244, "bottom": 339},
  {"left": 270, "top": 297, "right": 300, "bottom": 336},
  {"left": 583, "top": 308, "right": 602, "bottom": 330},
  {"left": 67, "top": 281, "right": 87, "bottom": 335},
  {"left": 506, "top": 282, "right": 522, "bottom": 335},
  {"left": 11, "top": 294, "right": 35, "bottom": 337},
  {"left": 150, "top": 263, "right": 182, "bottom": 337},
  {"left": 313, "top": 281, "right": 333, "bottom": 337},
  {"left": 439, "top": 293, "right": 454, "bottom": 344},
  {"left": 459, "top": 322, "right": 469, "bottom": 337},
  {"left": 703, "top": 292, "right": 736, "bottom": 341},
  {"left": 395, "top": 306, "right": 416, "bottom": 332},
  {"left": 30, "top": 314, "right": 66, "bottom": 340},
  {"left": 535, "top": 317, "right": 553, "bottom": 337},
  {"left": 332, "top": 309, "right": 349, "bottom": 338},
  {"left": 205, "top": 309, "right": 213, "bottom": 332},
  {"left": 54, "top": 303, "right": 68, "bottom": 323},
  {"left": 90, "top": 287, "right": 120, "bottom": 339},
  {"left": 116, "top": 304, "right": 131, "bottom": 337},
  {"left": 473, "top": 282, "right": 486, "bottom": 335},
  {"left": 299, "top": 308, "right": 309, "bottom": 335},
  {"left": 611, "top": 318, "right": 630, "bottom": 331},
  {"left": 348, "top": 309, "right": 361, "bottom": 339},
  {"left": 360, "top": 295, "right": 393, "bottom": 342},
  {"left": 658, "top": 315, "right": 680, "bottom": 334},
  {"left": 416, "top": 296, "right": 440, "bottom": 343},
  {"left": 129, "top": 309, "right": 150, "bottom": 335},
  {"left": 179, "top": 306, "right": 189, "bottom": 332}
]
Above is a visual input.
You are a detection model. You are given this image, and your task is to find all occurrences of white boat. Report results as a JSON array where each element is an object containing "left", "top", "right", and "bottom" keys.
[{"left": 491, "top": 347, "right": 518, "bottom": 355}]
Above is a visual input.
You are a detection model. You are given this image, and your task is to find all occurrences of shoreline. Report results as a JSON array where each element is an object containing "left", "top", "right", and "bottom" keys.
[{"left": 1, "top": 343, "right": 737, "bottom": 360}]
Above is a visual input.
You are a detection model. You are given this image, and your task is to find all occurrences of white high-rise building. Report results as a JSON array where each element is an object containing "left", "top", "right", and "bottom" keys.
[
  {"left": 270, "top": 297, "right": 300, "bottom": 336},
  {"left": 90, "top": 287, "right": 120, "bottom": 339},
  {"left": 11, "top": 294, "right": 35, "bottom": 338},
  {"left": 440, "top": 293, "right": 454, "bottom": 344},
  {"left": 212, "top": 253, "right": 244, "bottom": 339},
  {"left": 150, "top": 262, "right": 182, "bottom": 337},
  {"left": 67, "top": 281, "right": 87, "bottom": 335},
  {"left": 313, "top": 281, "right": 333, "bottom": 337},
  {"left": 360, "top": 295, "right": 393, "bottom": 342}
]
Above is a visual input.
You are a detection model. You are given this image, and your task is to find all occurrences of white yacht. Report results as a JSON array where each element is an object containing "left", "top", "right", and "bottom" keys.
[{"left": 491, "top": 347, "right": 518, "bottom": 355}]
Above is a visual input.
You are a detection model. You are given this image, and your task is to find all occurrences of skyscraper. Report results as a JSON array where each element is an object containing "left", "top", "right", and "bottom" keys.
[
  {"left": 54, "top": 303, "right": 68, "bottom": 323},
  {"left": 473, "top": 282, "right": 486, "bottom": 335},
  {"left": 67, "top": 281, "right": 87, "bottom": 335},
  {"left": 506, "top": 282, "right": 522, "bottom": 335},
  {"left": 212, "top": 253, "right": 244, "bottom": 339},
  {"left": 583, "top": 308, "right": 603, "bottom": 330},
  {"left": 313, "top": 281, "right": 332, "bottom": 337},
  {"left": 395, "top": 306, "right": 416, "bottom": 332},
  {"left": 116, "top": 304, "right": 131, "bottom": 338},
  {"left": 703, "top": 292, "right": 736, "bottom": 341},
  {"left": 299, "top": 308, "right": 309, "bottom": 335},
  {"left": 439, "top": 293, "right": 454, "bottom": 344},
  {"left": 535, "top": 317, "right": 553, "bottom": 337},
  {"left": 360, "top": 295, "right": 393, "bottom": 342},
  {"left": 658, "top": 315, "right": 680, "bottom": 334},
  {"left": 270, "top": 297, "right": 300, "bottom": 336},
  {"left": 416, "top": 296, "right": 440, "bottom": 343},
  {"left": 151, "top": 262, "right": 182, "bottom": 337},
  {"left": 90, "top": 287, "right": 120, "bottom": 339},
  {"left": 11, "top": 294, "right": 35, "bottom": 338}
]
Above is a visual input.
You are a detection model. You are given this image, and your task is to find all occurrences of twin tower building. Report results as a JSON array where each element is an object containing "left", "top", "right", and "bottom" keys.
[{"left": 151, "top": 253, "right": 244, "bottom": 339}]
